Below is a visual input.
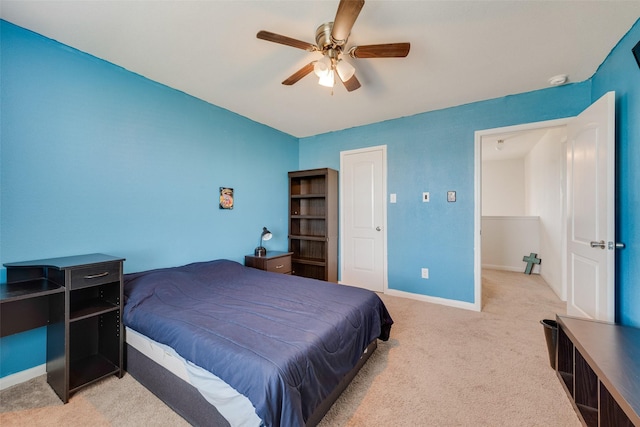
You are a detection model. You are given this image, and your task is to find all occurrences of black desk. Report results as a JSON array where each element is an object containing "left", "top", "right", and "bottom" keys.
[
  {"left": 1, "top": 253, "right": 125, "bottom": 402},
  {"left": 1, "top": 279, "right": 64, "bottom": 337}
]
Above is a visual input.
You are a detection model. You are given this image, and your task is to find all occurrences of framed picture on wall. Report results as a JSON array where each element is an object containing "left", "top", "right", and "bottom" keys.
[{"left": 219, "top": 187, "right": 234, "bottom": 209}]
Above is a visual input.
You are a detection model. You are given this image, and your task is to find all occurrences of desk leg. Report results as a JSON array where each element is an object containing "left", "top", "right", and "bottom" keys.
[{"left": 46, "top": 292, "right": 67, "bottom": 403}]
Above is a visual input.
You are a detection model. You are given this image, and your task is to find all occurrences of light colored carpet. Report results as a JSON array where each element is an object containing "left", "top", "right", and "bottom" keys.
[
  {"left": 1, "top": 269, "right": 580, "bottom": 426},
  {"left": 319, "top": 269, "right": 580, "bottom": 426}
]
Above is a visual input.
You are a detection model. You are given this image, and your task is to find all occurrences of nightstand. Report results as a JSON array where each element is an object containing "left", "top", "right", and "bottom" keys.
[{"left": 244, "top": 251, "right": 293, "bottom": 274}]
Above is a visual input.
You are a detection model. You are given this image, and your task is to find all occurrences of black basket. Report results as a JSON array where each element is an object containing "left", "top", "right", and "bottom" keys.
[{"left": 541, "top": 319, "right": 558, "bottom": 370}]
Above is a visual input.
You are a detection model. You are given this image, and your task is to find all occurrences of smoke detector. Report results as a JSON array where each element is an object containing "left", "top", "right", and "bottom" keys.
[{"left": 548, "top": 74, "right": 568, "bottom": 86}]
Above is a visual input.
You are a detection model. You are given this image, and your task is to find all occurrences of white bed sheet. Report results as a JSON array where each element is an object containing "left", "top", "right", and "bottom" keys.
[{"left": 125, "top": 326, "right": 261, "bottom": 427}]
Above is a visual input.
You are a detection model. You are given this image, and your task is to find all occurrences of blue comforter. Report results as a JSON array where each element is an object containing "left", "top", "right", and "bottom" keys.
[{"left": 123, "top": 259, "right": 392, "bottom": 426}]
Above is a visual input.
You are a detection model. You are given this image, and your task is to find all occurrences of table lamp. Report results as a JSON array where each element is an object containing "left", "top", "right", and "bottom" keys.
[{"left": 254, "top": 227, "right": 272, "bottom": 256}]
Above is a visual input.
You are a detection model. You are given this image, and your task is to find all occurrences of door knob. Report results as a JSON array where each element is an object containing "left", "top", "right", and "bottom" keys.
[
  {"left": 376, "top": 226, "right": 381, "bottom": 231},
  {"left": 590, "top": 240, "right": 606, "bottom": 249}
]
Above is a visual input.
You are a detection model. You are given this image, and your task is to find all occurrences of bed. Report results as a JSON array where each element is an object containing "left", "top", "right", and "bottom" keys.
[{"left": 122, "top": 259, "right": 393, "bottom": 426}]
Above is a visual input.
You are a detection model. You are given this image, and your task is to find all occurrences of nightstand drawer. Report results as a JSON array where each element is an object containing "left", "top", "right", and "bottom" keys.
[
  {"left": 70, "top": 262, "right": 121, "bottom": 290},
  {"left": 265, "top": 257, "right": 291, "bottom": 274},
  {"left": 245, "top": 252, "right": 293, "bottom": 274}
]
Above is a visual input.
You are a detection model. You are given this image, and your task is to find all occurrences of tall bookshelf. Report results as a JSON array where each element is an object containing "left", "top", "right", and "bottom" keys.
[{"left": 288, "top": 168, "right": 338, "bottom": 282}]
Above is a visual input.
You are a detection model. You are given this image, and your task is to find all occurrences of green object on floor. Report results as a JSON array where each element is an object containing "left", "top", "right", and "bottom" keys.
[{"left": 523, "top": 253, "right": 541, "bottom": 274}]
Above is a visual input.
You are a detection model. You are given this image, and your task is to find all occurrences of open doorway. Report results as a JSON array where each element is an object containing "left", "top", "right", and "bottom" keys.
[{"left": 474, "top": 119, "right": 571, "bottom": 310}]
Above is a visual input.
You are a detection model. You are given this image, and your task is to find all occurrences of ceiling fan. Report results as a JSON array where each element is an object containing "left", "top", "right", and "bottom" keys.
[{"left": 256, "top": 0, "right": 410, "bottom": 92}]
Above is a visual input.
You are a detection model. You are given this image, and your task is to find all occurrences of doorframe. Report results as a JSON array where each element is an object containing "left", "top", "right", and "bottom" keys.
[
  {"left": 474, "top": 118, "right": 571, "bottom": 310},
  {"left": 339, "top": 144, "right": 388, "bottom": 292}
]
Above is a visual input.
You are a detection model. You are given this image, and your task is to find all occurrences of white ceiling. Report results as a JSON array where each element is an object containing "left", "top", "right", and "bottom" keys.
[
  {"left": 2, "top": 1, "right": 639, "bottom": 138},
  {"left": 481, "top": 128, "right": 554, "bottom": 162}
]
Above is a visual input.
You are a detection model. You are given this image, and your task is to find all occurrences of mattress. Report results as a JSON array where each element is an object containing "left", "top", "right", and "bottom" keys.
[{"left": 125, "top": 326, "right": 261, "bottom": 426}]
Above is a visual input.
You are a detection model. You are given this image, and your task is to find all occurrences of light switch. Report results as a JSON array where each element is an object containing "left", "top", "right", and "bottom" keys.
[
  {"left": 447, "top": 191, "right": 456, "bottom": 202},
  {"left": 390, "top": 193, "right": 397, "bottom": 203},
  {"left": 422, "top": 192, "right": 430, "bottom": 202}
]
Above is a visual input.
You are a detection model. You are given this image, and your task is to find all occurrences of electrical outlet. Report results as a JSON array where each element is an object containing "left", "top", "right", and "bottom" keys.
[
  {"left": 447, "top": 191, "right": 456, "bottom": 202},
  {"left": 421, "top": 268, "right": 429, "bottom": 279},
  {"left": 422, "top": 192, "right": 430, "bottom": 202}
]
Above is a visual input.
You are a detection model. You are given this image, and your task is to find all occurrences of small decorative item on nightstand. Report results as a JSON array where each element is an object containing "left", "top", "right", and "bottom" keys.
[
  {"left": 245, "top": 251, "right": 293, "bottom": 274},
  {"left": 254, "top": 226, "right": 272, "bottom": 256}
]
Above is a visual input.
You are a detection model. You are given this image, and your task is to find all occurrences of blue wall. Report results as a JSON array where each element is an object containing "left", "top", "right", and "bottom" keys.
[
  {"left": 2, "top": 17, "right": 639, "bottom": 379},
  {"left": 0, "top": 21, "right": 298, "bottom": 376},
  {"left": 300, "top": 18, "right": 640, "bottom": 326},
  {"left": 300, "top": 85, "right": 590, "bottom": 303},
  {"left": 591, "top": 19, "right": 640, "bottom": 327}
]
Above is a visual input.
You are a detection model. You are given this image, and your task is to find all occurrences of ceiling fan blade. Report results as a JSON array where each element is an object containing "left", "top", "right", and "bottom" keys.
[
  {"left": 282, "top": 62, "right": 316, "bottom": 85},
  {"left": 257, "top": 30, "right": 317, "bottom": 52},
  {"left": 340, "top": 74, "right": 361, "bottom": 92},
  {"left": 331, "top": 0, "right": 365, "bottom": 45},
  {"left": 349, "top": 42, "right": 410, "bottom": 58}
]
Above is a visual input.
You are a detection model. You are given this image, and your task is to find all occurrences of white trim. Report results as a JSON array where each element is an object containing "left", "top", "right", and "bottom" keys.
[
  {"left": 0, "top": 364, "right": 46, "bottom": 390},
  {"left": 339, "top": 145, "right": 388, "bottom": 293},
  {"left": 482, "top": 264, "right": 528, "bottom": 273},
  {"left": 385, "top": 289, "right": 479, "bottom": 312},
  {"left": 474, "top": 117, "right": 572, "bottom": 311},
  {"left": 474, "top": 129, "right": 482, "bottom": 312},
  {"left": 482, "top": 215, "right": 540, "bottom": 220},
  {"left": 475, "top": 118, "right": 570, "bottom": 140}
]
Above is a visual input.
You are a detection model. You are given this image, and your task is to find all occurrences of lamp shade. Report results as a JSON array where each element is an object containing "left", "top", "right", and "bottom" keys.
[
  {"left": 318, "top": 69, "right": 335, "bottom": 87},
  {"left": 336, "top": 59, "right": 355, "bottom": 82},
  {"left": 313, "top": 56, "right": 331, "bottom": 77}
]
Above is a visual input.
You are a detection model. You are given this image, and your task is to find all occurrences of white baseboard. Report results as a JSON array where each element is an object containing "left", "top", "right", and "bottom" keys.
[
  {"left": 0, "top": 364, "right": 46, "bottom": 390},
  {"left": 482, "top": 264, "right": 540, "bottom": 274},
  {"left": 384, "top": 288, "right": 480, "bottom": 312},
  {"left": 338, "top": 281, "right": 481, "bottom": 312}
]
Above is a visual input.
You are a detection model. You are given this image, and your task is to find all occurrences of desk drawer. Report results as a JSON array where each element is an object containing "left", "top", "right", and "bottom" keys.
[
  {"left": 265, "top": 256, "right": 291, "bottom": 274},
  {"left": 70, "top": 262, "right": 121, "bottom": 290}
]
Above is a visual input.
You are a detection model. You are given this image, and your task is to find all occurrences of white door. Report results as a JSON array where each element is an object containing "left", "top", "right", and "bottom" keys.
[
  {"left": 566, "top": 91, "right": 615, "bottom": 321},
  {"left": 340, "top": 146, "right": 387, "bottom": 292}
]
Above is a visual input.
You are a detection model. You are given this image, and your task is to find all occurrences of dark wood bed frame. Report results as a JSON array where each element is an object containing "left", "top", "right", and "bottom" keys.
[{"left": 125, "top": 339, "right": 377, "bottom": 426}]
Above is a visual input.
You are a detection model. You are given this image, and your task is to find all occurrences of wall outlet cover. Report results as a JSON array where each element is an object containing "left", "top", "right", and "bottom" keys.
[{"left": 447, "top": 191, "right": 456, "bottom": 202}]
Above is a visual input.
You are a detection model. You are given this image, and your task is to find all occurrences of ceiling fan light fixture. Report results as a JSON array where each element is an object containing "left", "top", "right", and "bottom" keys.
[
  {"left": 313, "top": 56, "right": 332, "bottom": 77},
  {"left": 256, "top": 0, "right": 410, "bottom": 92},
  {"left": 336, "top": 59, "right": 355, "bottom": 82},
  {"left": 318, "top": 69, "right": 335, "bottom": 87}
]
